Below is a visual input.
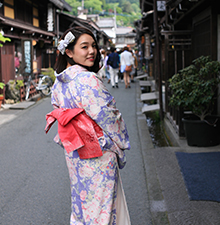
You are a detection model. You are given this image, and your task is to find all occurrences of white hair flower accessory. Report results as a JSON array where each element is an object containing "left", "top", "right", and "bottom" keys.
[{"left": 57, "top": 31, "right": 75, "bottom": 55}]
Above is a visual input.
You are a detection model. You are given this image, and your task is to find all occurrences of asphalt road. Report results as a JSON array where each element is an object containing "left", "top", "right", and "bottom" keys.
[{"left": 0, "top": 79, "right": 152, "bottom": 225}]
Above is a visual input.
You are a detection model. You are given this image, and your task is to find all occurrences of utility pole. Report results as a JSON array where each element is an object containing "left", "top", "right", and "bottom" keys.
[
  {"left": 82, "top": 0, "right": 84, "bottom": 10},
  {"left": 153, "top": 0, "right": 163, "bottom": 120}
]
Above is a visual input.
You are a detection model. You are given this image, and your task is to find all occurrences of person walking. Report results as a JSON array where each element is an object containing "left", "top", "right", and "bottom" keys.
[
  {"left": 131, "top": 50, "right": 138, "bottom": 83},
  {"left": 135, "top": 49, "right": 140, "bottom": 70},
  {"left": 97, "top": 49, "right": 106, "bottom": 80},
  {"left": 120, "top": 46, "right": 133, "bottom": 88},
  {"left": 45, "top": 26, "right": 131, "bottom": 225},
  {"left": 107, "top": 47, "right": 120, "bottom": 88},
  {"left": 104, "top": 50, "right": 111, "bottom": 83}
]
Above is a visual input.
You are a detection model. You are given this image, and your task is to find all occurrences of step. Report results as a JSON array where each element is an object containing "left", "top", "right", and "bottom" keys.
[
  {"left": 139, "top": 80, "right": 151, "bottom": 86},
  {"left": 135, "top": 74, "right": 148, "bottom": 80},
  {"left": 137, "top": 71, "right": 144, "bottom": 76},
  {"left": 9, "top": 101, "right": 36, "bottom": 110},
  {"left": 139, "top": 80, "right": 156, "bottom": 91},
  {"left": 141, "top": 92, "right": 159, "bottom": 102},
  {"left": 142, "top": 104, "right": 160, "bottom": 113}
]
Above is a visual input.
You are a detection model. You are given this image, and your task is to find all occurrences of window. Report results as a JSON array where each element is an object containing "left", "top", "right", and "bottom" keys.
[
  {"left": 33, "top": 7, "right": 39, "bottom": 27},
  {"left": 4, "top": 0, "right": 14, "bottom": 19}
]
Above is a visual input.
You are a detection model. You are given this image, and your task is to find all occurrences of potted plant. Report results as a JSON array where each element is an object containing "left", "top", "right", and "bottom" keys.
[
  {"left": 0, "top": 82, "right": 5, "bottom": 108},
  {"left": 169, "top": 55, "right": 220, "bottom": 147}
]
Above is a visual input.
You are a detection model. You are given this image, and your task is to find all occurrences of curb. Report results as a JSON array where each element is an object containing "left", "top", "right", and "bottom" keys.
[
  {"left": 136, "top": 82, "right": 170, "bottom": 225},
  {"left": 0, "top": 94, "right": 44, "bottom": 127}
]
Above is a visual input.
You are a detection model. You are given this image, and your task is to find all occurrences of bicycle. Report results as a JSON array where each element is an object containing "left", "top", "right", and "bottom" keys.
[{"left": 24, "top": 69, "right": 53, "bottom": 100}]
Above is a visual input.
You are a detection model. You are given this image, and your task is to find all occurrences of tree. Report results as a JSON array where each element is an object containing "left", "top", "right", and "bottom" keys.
[
  {"left": 100, "top": 0, "right": 107, "bottom": 9},
  {"left": 131, "top": 3, "right": 141, "bottom": 14},
  {"left": 84, "top": 0, "right": 103, "bottom": 14},
  {"left": 121, "top": 1, "right": 133, "bottom": 14},
  {"left": 65, "top": 0, "right": 81, "bottom": 15},
  {"left": 64, "top": 0, "right": 141, "bottom": 27}
]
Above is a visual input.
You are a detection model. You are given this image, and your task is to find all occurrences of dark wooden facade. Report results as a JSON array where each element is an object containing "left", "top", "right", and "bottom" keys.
[
  {"left": 135, "top": 0, "right": 220, "bottom": 136},
  {"left": 0, "top": 0, "right": 110, "bottom": 100},
  {"left": 0, "top": 0, "right": 68, "bottom": 87}
]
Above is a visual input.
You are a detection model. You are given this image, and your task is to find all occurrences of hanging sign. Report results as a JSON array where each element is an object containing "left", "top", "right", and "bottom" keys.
[
  {"left": 157, "top": 1, "right": 166, "bottom": 11},
  {"left": 23, "top": 40, "right": 32, "bottom": 74},
  {"left": 47, "top": 4, "right": 53, "bottom": 32}
]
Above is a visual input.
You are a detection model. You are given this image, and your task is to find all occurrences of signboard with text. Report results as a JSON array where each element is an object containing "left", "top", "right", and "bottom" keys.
[
  {"left": 22, "top": 40, "right": 33, "bottom": 74},
  {"left": 157, "top": 1, "right": 166, "bottom": 11}
]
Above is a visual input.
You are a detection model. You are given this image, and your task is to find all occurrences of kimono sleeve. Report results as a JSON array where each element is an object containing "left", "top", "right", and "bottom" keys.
[{"left": 77, "top": 72, "right": 130, "bottom": 151}]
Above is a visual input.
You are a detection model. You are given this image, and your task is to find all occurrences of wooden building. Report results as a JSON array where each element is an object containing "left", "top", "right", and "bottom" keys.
[
  {"left": 135, "top": 0, "right": 220, "bottom": 137},
  {"left": 0, "top": 0, "right": 72, "bottom": 85},
  {"left": 0, "top": 0, "right": 111, "bottom": 99}
]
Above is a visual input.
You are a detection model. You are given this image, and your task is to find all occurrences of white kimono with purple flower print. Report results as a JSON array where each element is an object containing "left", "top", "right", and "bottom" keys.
[{"left": 51, "top": 65, "right": 130, "bottom": 225}]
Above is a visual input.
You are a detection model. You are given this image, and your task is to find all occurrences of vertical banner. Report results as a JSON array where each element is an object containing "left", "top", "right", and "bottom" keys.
[
  {"left": 47, "top": 3, "right": 54, "bottom": 32},
  {"left": 22, "top": 40, "right": 33, "bottom": 74},
  {"left": 145, "top": 33, "right": 150, "bottom": 58},
  {"left": 157, "top": 1, "right": 166, "bottom": 11}
]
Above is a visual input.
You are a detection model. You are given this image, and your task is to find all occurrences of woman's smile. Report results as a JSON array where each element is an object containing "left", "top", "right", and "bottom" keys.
[{"left": 68, "top": 34, "right": 97, "bottom": 67}]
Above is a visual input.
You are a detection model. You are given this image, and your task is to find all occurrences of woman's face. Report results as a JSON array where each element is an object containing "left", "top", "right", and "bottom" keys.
[{"left": 67, "top": 34, "right": 97, "bottom": 68}]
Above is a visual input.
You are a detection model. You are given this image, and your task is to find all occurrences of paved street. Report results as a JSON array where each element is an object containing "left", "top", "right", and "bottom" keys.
[
  {"left": 0, "top": 79, "right": 153, "bottom": 225},
  {"left": 105, "top": 80, "right": 153, "bottom": 224},
  {"left": 0, "top": 98, "right": 71, "bottom": 224},
  {"left": 1, "top": 79, "right": 220, "bottom": 225}
]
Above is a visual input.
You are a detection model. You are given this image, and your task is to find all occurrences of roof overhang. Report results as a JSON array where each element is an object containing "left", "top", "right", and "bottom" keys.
[
  {"left": 49, "top": 0, "right": 72, "bottom": 12},
  {"left": 0, "top": 17, "right": 55, "bottom": 38}
]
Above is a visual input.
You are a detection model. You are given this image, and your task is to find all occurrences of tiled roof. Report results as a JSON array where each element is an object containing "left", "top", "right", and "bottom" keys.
[
  {"left": 116, "top": 27, "right": 134, "bottom": 35},
  {"left": 96, "top": 18, "right": 115, "bottom": 28}
]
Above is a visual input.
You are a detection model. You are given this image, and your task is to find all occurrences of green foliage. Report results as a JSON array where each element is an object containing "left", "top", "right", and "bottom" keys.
[
  {"left": 15, "top": 80, "right": 24, "bottom": 90},
  {"left": 84, "top": 0, "right": 103, "bottom": 13},
  {"left": 8, "top": 79, "right": 24, "bottom": 90},
  {"left": 101, "top": 0, "right": 107, "bottom": 8},
  {"left": 0, "top": 33, "right": 11, "bottom": 47},
  {"left": 0, "top": 82, "right": 5, "bottom": 89},
  {"left": 0, "top": 82, "right": 5, "bottom": 97},
  {"left": 65, "top": 0, "right": 141, "bottom": 27},
  {"left": 121, "top": 1, "right": 132, "bottom": 13},
  {"left": 169, "top": 56, "right": 220, "bottom": 121},
  {"left": 116, "top": 15, "right": 129, "bottom": 26},
  {"left": 131, "top": 3, "right": 141, "bottom": 14},
  {"left": 65, "top": 0, "right": 81, "bottom": 15}
]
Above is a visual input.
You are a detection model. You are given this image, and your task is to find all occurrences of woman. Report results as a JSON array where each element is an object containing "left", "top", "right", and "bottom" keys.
[
  {"left": 104, "top": 50, "right": 111, "bottom": 83},
  {"left": 120, "top": 46, "right": 133, "bottom": 89},
  {"left": 108, "top": 46, "right": 120, "bottom": 88},
  {"left": 97, "top": 49, "right": 105, "bottom": 80},
  {"left": 49, "top": 27, "right": 130, "bottom": 224},
  {"left": 130, "top": 50, "right": 138, "bottom": 83}
]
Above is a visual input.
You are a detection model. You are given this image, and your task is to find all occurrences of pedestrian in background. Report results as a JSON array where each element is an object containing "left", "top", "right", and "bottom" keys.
[
  {"left": 107, "top": 47, "right": 120, "bottom": 88},
  {"left": 104, "top": 50, "right": 111, "bottom": 83},
  {"left": 46, "top": 26, "right": 131, "bottom": 225},
  {"left": 135, "top": 49, "right": 140, "bottom": 70},
  {"left": 97, "top": 49, "right": 105, "bottom": 80},
  {"left": 120, "top": 46, "right": 133, "bottom": 89},
  {"left": 117, "top": 49, "right": 124, "bottom": 82},
  {"left": 131, "top": 50, "right": 138, "bottom": 83}
]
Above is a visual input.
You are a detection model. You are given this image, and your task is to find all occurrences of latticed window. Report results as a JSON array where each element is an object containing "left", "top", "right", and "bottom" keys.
[{"left": 4, "top": 0, "right": 14, "bottom": 19}]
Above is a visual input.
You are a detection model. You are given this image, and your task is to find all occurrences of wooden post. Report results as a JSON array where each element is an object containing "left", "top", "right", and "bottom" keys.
[{"left": 153, "top": 0, "right": 163, "bottom": 120}]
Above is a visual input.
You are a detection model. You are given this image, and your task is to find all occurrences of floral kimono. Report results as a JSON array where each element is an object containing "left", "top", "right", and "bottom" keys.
[{"left": 51, "top": 65, "right": 130, "bottom": 225}]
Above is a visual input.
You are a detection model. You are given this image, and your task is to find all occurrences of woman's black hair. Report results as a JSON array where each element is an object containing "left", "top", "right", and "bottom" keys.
[{"left": 54, "top": 26, "right": 101, "bottom": 74}]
